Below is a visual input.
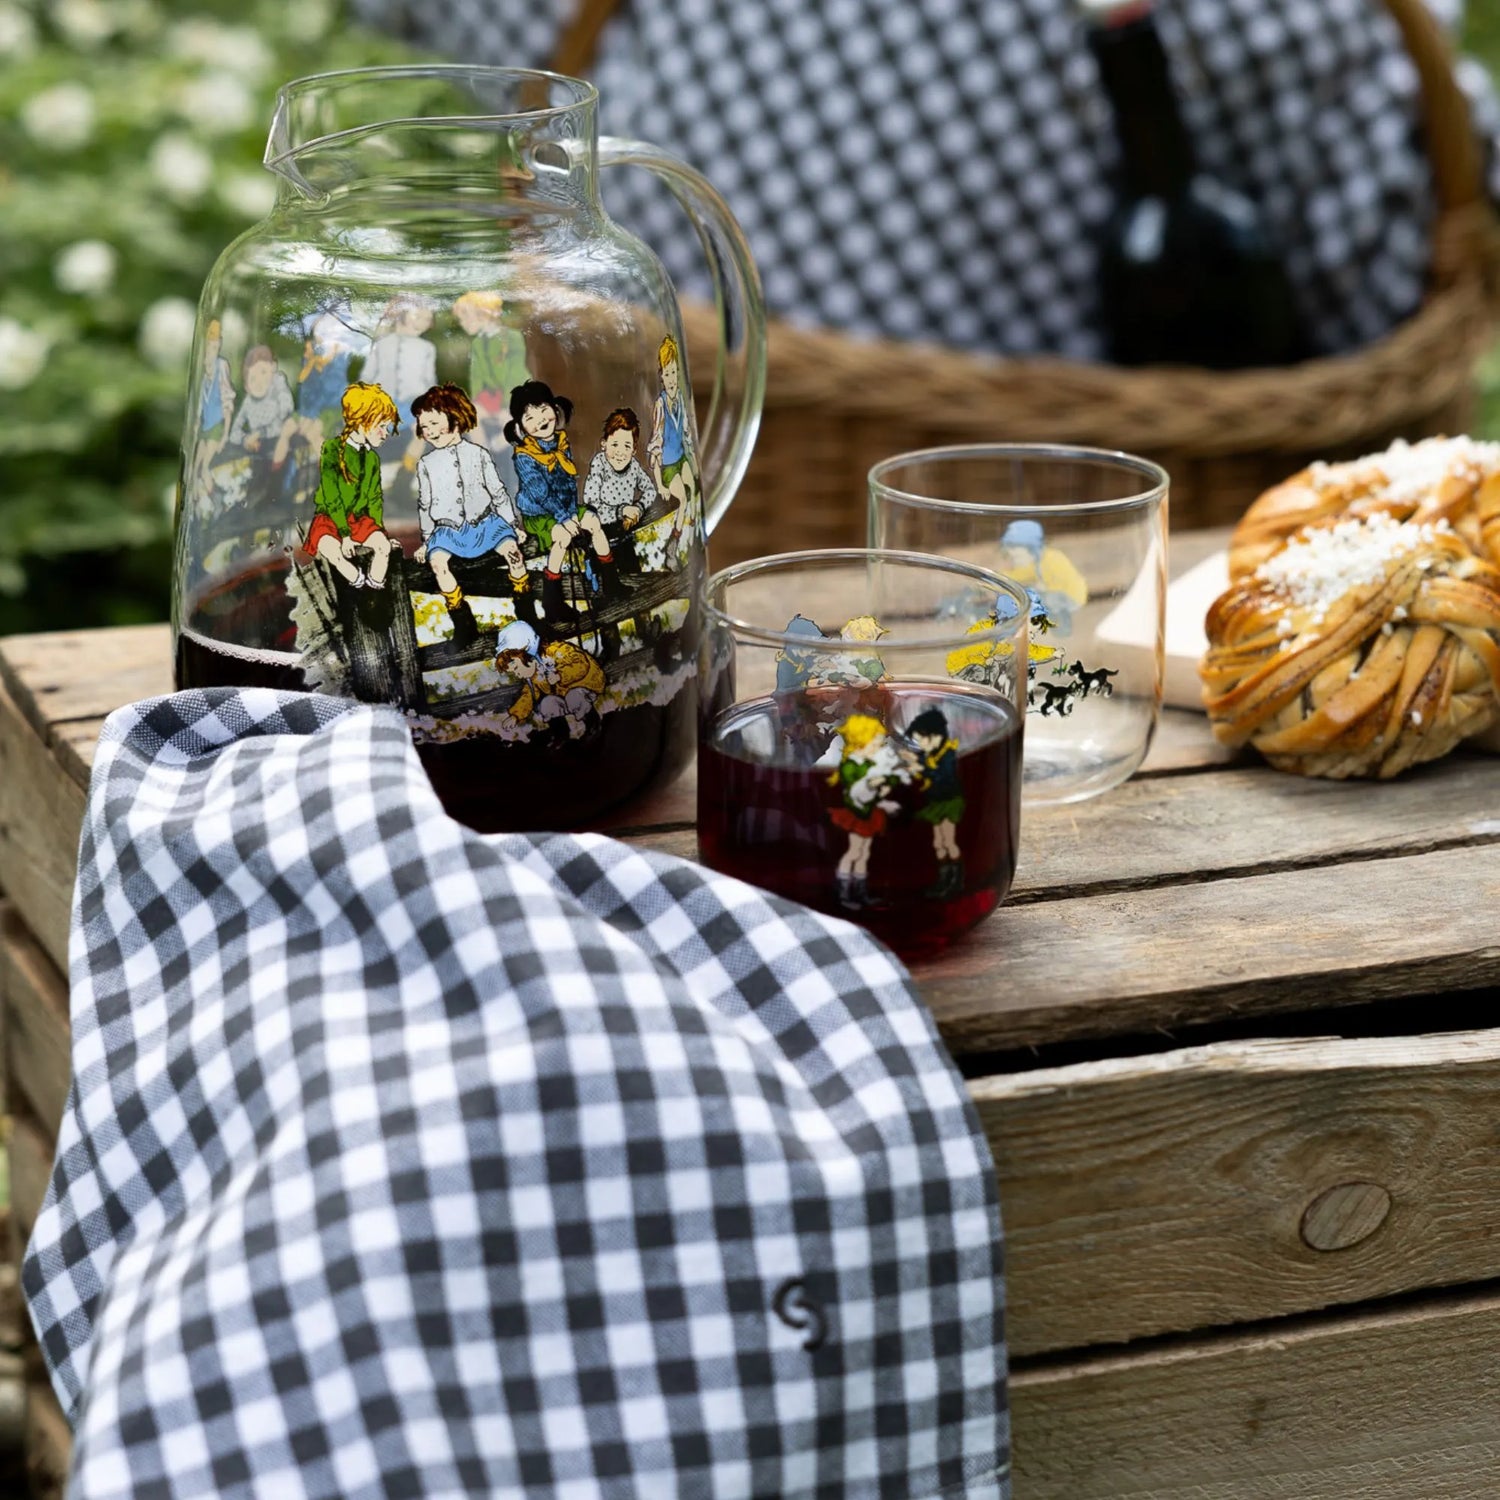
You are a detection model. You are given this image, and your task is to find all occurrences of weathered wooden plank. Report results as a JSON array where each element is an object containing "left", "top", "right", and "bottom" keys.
[
  {"left": 0, "top": 683, "right": 85, "bottom": 975},
  {"left": 981, "top": 1029, "right": 1500, "bottom": 1357},
  {"left": 24, "top": 1375, "right": 68, "bottom": 1500},
  {"left": 1010, "top": 1284, "right": 1500, "bottom": 1499},
  {"left": 21, "top": 651, "right": 1494, "bottom": 912},
  {"left": 26, "top": 695, "right": 1500, "bottom": 915},
  {"left": 1135, "top": 706, "right": 1240, "bottom": 775},
  {"left": 7, "top": 1110, "right": 53, "bottom": 1252},
  {"left": 1009, "top": 750, "right": 1500, "bottom": 902},
  {"left": 0, "top": 623, "right": 171, "bottom": 738},
  {"left": 921, "top": 842, "right": 1500, "bottom": 1051},
  {"left": 8, "top": 654, "right": 1500, "bottom": 1049},
  {"left": 18, "top": 866, "right": 1500, "bottom": 1359},
  {"left": 0, "top": 912, "right": 70, "bottom": 1142},
  {"left": 21, "top": 704, "right": 1243, "bottom": 828},
  {"left": 46, "top": 718, "right": 103, "bottom": 794}
]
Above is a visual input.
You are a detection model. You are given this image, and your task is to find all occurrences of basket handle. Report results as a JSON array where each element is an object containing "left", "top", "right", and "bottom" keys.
[
  {"left": 551, "top": 0, "right": 623, "bottom": 81},
  {"left": 1380, "top": 0, "right": 1485, "bottom": 217}
]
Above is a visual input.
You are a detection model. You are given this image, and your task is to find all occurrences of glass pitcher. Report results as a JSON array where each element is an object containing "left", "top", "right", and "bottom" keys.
[{"left": 173, "top": 66, "right": 765, "bottom": 832}]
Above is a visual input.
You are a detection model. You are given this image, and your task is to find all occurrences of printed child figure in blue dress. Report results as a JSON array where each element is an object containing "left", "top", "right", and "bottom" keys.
[
  {"left": 506, "top": 380, "right": 629, "bottom": 628},
  {"left": 648, "top": 335, "right": 699, "bottom": 552},
  {"left": 906, "top": 707, "right": 966, "bottom": 898},
  {"left": 773, "top": 613, "right": 835, "bottom": 764},
  {"left": 271, "top": 311, "right": 364, "bottom": 475},
  {"left": 193, "top": 318, "right": 235, "bottom": 493},
  {"left": 412, "top": 383, "right": 536, "bottom": 646}
]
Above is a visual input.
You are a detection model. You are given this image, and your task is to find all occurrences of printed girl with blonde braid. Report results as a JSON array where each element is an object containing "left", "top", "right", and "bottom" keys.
[
  {"left": 307, "top": 383, "right": 398, "bottom": 589},
  {"left": 827, "top": 713, "right": 918, "bottom": 910}
]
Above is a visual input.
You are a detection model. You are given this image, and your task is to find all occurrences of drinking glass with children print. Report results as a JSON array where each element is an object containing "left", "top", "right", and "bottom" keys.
[
  {"left": 869, "top": 445, "right": 1168, "bottom": 805},
  {"left": 699, "top": 549, "right": 1030, "bottom": 959}
]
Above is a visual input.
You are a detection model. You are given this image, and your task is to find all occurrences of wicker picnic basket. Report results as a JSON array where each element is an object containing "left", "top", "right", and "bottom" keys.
[{"left": 558, "top": 0, "right": 1500, "bottom": 565}]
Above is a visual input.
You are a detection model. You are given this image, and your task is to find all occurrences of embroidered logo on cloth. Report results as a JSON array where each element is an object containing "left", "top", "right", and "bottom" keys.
[{"left": 22, "top": 689, "right": 1010, "bottom": 1498}]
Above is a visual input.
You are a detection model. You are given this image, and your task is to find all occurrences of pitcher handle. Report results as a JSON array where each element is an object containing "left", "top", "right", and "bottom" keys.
[{"left": 596, "top": 136, "right": 767, "bottom": 538}]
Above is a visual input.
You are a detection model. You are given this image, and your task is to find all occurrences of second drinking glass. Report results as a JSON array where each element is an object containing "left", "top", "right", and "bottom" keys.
[{"left": 870, "top": 445, "right": 1168, "bottom": 805}]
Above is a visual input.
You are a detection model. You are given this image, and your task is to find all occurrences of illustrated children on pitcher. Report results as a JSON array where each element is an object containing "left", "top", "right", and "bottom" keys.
[
  {"left": 273, "top": 311, "right": 364, "bottom": 473},
  {"left": 360, "top": 294, "right": 436, "bottom": 492},
  {"left": 452, "top": 291, "right": 530, "bottom": 456},
  {"left": 506, "top": 380, "right": 632, "bottom": 626},
  {"left": 225, "top": 347, "right": 295, "bottom": 508},
  {"left": 583, "top": 408, "right": 657, "bottom": 572},
  {"left": 649, "top": 335, "right": 699, "bottom": 546},
  {"left": 307, "top": 382, "right": 398, "bottom": 591},
  {"left": 193, "top": 318, "right": 236, "bottom": 491},
  {"left": 228, "top": 347, "right": 294, "bottom": 458},
  {"left": 411, "top": 383, "right": 536, "bottom": 646},
  {"left": 493, "top": 619, "right": 606, "bottom": 743}
]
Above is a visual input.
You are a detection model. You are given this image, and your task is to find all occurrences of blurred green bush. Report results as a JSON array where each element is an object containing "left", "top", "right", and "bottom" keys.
[
  {"left": 0, "top": 0, "right": 419, "bottom": 636},
  {"left": 0, "top": 1, "right": 1498, "bottom": 638}
]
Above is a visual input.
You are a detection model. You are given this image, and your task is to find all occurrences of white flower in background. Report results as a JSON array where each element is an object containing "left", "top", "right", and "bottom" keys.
[
  {"left": 54, "top": 239, "right": 117, "bottom": 296},
  {"left": 0, "top": 4, "right": 37, "bottom": 58},
  {"left": 138, "top": 297, "right": 198, "bottom": 370},
  {"left": 0, "top": 318, "right": 52, "bottom": 391},
  {"left": 116, "top": 0, "right": 162, "bottom": 40},
  {"left": 149, "top": 133, "right": 214, "bottom": 205},
  {"left": 20, "top": 83, "right": 96, "bottom": 151},
  {"left": 54, "top": 0, "right": 117, "bottom": 46},
  {"left": 282, "top": 0, "right": 334, "bottom": 42},
  {"left": 219, "top": 171, "right": 276, "bottom": 220},
  {"left": 168, "top": 20, "right": 272, "bottom": 83},
  {"left": 174, "top": 71, "right": 255, "bottom": 136}
]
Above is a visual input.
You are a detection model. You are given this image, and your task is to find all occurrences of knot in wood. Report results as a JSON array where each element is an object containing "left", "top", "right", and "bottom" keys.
[{"left": 1300, "top": 1181, "right": 1393, "bottom": 1252}]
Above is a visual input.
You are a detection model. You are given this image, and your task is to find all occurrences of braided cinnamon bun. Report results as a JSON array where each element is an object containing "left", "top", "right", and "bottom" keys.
[
  {"left": 1201, "top": 512, "right": 1500, "bottom": 779},
  {"left": 1228, "top": 437, "right": 1500, "bottom": 580}
]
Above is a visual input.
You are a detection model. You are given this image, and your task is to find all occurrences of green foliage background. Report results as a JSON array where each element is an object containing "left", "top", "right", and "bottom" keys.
[
  {"left": 0, "top": 0, "right": 420, "bottom": 636},
  {"left": 0, "top": 1, "right": 1497, "bottom": 638}
]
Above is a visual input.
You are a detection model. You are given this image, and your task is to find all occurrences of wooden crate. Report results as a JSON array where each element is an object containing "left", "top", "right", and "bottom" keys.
[{"left": 4, "top": 530, "right": 1500, "bottom": 1496}]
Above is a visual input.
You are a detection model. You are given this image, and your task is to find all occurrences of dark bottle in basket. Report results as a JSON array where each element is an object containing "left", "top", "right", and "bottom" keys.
[{"left": 1084, "top": 0, "right": 1304, "bottom": 368}]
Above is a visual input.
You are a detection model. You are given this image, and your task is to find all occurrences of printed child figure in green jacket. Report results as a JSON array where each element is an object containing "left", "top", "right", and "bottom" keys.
[
  {"left": 907, "top": 706, "right": 967, "bottom": 898},
  {"left": 453, "top": 291, "right": 530, "bottom": 454},
  {"left": 307, "top": 383, "right": 399, "bottom": 589}
]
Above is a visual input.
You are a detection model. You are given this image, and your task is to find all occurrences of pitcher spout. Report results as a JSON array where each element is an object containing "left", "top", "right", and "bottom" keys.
[{"left": 261, "top": 65, "right": 600, "bottom": 205}]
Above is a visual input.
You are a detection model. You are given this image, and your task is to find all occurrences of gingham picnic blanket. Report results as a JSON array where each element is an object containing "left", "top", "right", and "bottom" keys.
[{"left": 22, "top": 689, "right": 1009, "bottom": 1499}]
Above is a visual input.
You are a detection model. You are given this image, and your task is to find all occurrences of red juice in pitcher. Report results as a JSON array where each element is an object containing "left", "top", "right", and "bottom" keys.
[{"left": 176, "top": 561, "right": 696, "bottom": 832}]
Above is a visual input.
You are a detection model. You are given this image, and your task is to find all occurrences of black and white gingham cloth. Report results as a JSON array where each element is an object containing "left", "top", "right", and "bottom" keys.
[
  {"left": 355, "top": 0, "right": 1500, "bottom": 359},
  {"left": 22, "top": 689, "right": 1009, "bottom": 1498}
]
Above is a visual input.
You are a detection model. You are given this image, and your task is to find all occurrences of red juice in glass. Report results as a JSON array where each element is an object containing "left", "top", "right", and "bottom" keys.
[{"left": 698, "top": 681, "right": 1022, "bottom": 959}]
